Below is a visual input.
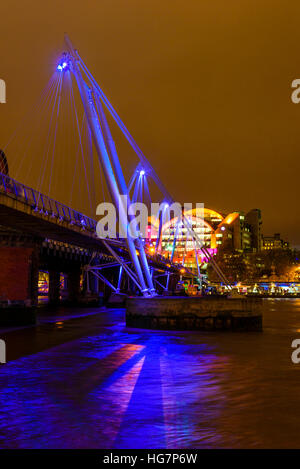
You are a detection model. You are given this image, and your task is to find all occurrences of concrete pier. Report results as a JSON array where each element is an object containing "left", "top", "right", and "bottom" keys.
[{"left": 126, "top": 296, "right": 263, "bottom": 331}]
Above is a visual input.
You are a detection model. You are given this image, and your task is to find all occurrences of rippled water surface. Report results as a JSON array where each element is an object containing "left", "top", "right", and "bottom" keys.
[{"left": 0, "top": 299, "right": 300, "bottom": 448}]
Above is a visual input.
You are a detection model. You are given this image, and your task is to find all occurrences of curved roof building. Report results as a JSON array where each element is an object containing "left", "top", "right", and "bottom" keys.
[{"left": 147, "top": 207, "right": 262, "bottom": 271}]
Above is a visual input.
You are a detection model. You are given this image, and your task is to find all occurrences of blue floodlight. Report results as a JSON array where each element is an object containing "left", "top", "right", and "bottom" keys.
[{"left": 57, "top": 60, "right": 69, "bottom": 72}]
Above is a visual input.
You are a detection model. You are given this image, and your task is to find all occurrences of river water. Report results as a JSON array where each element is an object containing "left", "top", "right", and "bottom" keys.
[{"left": 0, "top": 299, "right": 299, "bottom": 448}]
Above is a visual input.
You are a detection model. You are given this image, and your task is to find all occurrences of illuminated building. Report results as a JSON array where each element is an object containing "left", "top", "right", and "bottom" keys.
[
  {"left": 146, "top": 208, "right": 263, "bottom": 271},
  {"left": 245, "top": 209, "right": 262, "bottom": 251},
  {"left": 262, "top": 233, "right": 289, "bottom": 250}
]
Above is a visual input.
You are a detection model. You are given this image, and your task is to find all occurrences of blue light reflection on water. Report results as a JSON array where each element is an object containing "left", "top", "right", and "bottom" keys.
[
  {"left": 1, "top": 300, "right": 300, "bottom": 448},
  {"left": 0, "top": 322, "right": 225, "bottom": 449}
]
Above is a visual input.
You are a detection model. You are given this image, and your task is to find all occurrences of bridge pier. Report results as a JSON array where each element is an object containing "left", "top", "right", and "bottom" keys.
[
  {"left": 0, "top": 232, "right": 40, "bottom": 306},
  {"left": 67, "top": 269, "right": 81, "bottom": 303},
  {"left": 126, "top": 296, "right": 263, "bottom": 332},
  {"left": 88, "top": 273, "right": 100, "bottom": 295},
  {"left": 48, "top": 270, "right": 61, "bottom": 305},
  {"left": 0, "top": 232, "right": 40, "bottom": 325}
]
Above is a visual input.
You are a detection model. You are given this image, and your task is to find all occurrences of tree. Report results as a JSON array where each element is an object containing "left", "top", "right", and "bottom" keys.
[
  {"left": 207, "top": 243, "right": 247, "bottom": 283},
  {"left": 207, "top": 247, "right": 300, "bottom": 283}
]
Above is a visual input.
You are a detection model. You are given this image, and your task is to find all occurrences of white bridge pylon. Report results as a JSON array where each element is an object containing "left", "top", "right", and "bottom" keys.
[
  {"left": 64, "top": 35, "right": 155, "bottom": 297},
  {"left": 62, "top": 35, "right": 231, "bottom": 295}
]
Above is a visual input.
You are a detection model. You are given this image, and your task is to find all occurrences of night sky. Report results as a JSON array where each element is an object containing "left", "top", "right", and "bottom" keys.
[{"left": 0, "top": 1, "right": 300, "bottom": 245}]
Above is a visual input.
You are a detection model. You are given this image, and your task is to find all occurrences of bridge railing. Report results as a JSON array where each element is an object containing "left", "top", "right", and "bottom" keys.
[{"left": 0, "top": 172, "right": 97, "bottom": 232}]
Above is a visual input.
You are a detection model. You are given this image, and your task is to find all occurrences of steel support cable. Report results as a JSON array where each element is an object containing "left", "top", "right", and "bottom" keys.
[
  {"left": 182, "top": 215, "right": 231, "bottom": 288},
  {"left": 76, "top": 51, "right": 230, "bottom": 288},
  {"left": 59, "top": 71, "right": 75, "bottom": 204},
  {"left": 143, "top": 175, "right": 152, "bottom": 206},
  {"left": 131, "top": 175, "right": 141, "bottom": 204},
  {"left": 14, "top": 76, "right": 58, "bottom": 182},
  {"left": 182, "top": 235, "right": 188, "bottom": 265},
  {"left": 85, "top": 94, "right": 106, "bottom": 204},
  {"left": 14, "top": 77, "right": 57, "bottom": 176},
  {"left": 54, "top": 71, "right": 74, "bottom": 203},
  {"left": 93, "top": 113, "right": 106, "bottom": 204},
  {"left": 94, "top": 90, "right": 155, "bottom": 293},
  {"left": 47, "top": 72, "right": 64, "bottom": 196},
  {"left": 185, "top": 222, "right": 230, "bottom": 287},
  {"left": 69, "top": 78, "right": 93, "bottom": 214},
  {"left": 59, "top": 72, "right": 70, "bottom": 199},
  {"left": 166, "top": 218, "right": 180, "bottom": 289},
  {"left": 110, "top": 83, "right": 229, "bottom": 282},
  {"left": 78, "top": 55, "right": 174, "bottom": 204},
  {"left": 69, "top": 112, "right": 85, "bottom": 207},
  {"left": 74, "top": 82, "right": 96, "bottom": 214},
  {"left": 161, "top": 212, "right": 227, "bottom": 285},
  {"left": 71, "top": 89, "right": 84, "bottom": 210},
  {"left": 21, "top": 80, "right": 59, "bottom": 188},
  {"left": 156, "top": 189, "right": 228, "bottom": 285},
  {"left": 81, "top": 59, "right": 187, "bottom": 283},
  {"left": 138, "top": 175, "right": 143, "bottom": 203},
  {"left": 202, "top": 245, "right": 231, "bottom": 288},
  {"left": 78, "top": 53, "right": 224, "bottom": 278},
  {"left": 193, "top": 237, "right": 201, "bottom": 280},
  {"left": 3, "top": 74, "right": 57, "bottom": 153},
  {"left": 64, "top": 39, "right": 149, "bottom": 294},
  {"left": 36, "top": 73, "right": 62, "bottom": 198},
  {"left": 35, "top": 74, "right": 61, "bottom": 194},
  {"left": 79, "top": 57, "right": 231, "bottom": 284},
  {"left": 196, "top": 240, "right": 230, "bottom": 288},
  {"left": 85, "top": 109, "right": 96, "bottom": 211},
  {"left": 128, "top": 170, "right": 138, "bottom": 194},
  {"left": 170, "top": 218, "right": 180, "bottom": 262}
]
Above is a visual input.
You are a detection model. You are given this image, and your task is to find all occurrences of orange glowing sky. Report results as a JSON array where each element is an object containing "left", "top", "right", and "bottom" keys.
[{"left": 0, "top": 1, "right": 300, "bottom": 245}]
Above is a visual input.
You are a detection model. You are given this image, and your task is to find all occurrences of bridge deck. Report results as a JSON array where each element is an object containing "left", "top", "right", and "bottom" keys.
[
  {"left": 0, "top": 172, "right": 121, "bottom": 253},
  {"left": 0, "top": 172, "right": 183, "bottom": 274}
]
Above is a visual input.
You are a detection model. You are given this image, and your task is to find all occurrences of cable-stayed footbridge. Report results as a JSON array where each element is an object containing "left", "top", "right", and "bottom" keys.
[{"left": 0, "top": 35, "right": 231, "bottom": 307}]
